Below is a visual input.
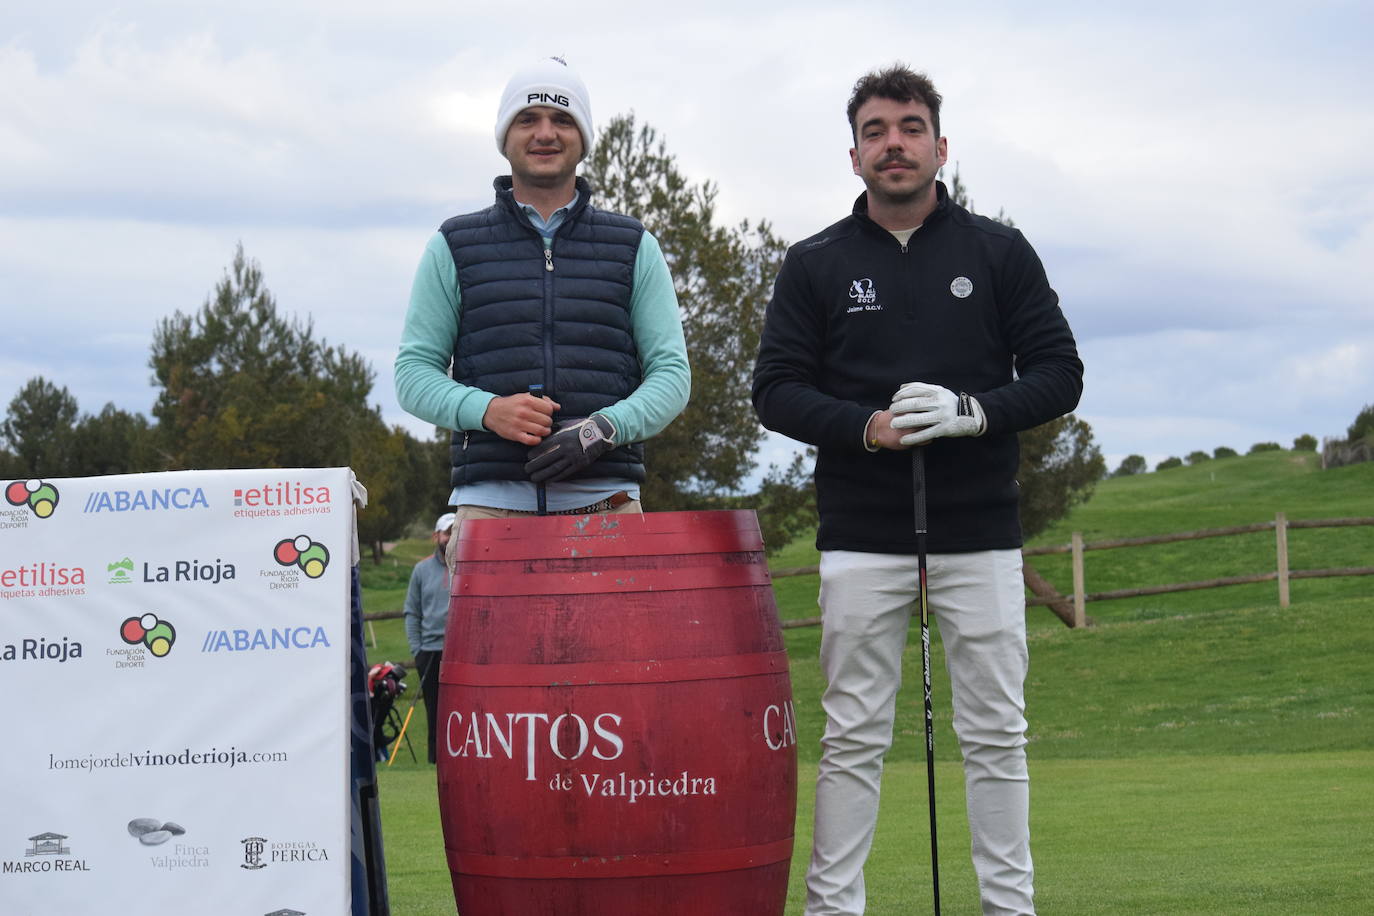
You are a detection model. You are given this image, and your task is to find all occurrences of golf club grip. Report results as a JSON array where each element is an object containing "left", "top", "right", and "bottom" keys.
[{"left": 912, "top": 447, "right": 928, "bottom": 534}]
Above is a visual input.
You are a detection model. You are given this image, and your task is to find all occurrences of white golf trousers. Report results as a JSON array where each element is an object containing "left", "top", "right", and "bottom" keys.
[{"left": 805, "top": 549, "right": 1034, "bottom": 916}]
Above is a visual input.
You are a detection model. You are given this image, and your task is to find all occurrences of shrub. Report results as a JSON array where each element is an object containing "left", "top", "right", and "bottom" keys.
[
  {"left": 1213, "top": 446, "right": 1239, "bottom": 459},
  {"left": 1347, "top": 404, "right": 1374, "bottom": 441},
  {"left": 1322, "top": 435, "right": 1374, "bottom": 470},
  {"left": 1155, "top": 456, "right": 1183, "bottom": 471}
]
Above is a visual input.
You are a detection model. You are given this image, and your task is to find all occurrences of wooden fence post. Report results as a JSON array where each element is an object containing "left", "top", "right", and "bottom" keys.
[
  {"left": 1276, "top": 512, "right": 1290, "bottom": 608},
  {"left": 1071, "top": 532, "right": 1086, "bottom": 628}
]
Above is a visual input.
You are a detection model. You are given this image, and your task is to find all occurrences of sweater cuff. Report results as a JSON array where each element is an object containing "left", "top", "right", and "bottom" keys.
[{"left": 862, "top": 411, "right": 883, "bottom": 452}]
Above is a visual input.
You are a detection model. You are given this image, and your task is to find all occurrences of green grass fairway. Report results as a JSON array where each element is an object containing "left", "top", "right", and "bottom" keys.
[
  {"left": 362, "top": 449, "right": 1374, "bottom": 913},
  {"left": 376, "top": 752, "right": 1374, "bottom": 915}
]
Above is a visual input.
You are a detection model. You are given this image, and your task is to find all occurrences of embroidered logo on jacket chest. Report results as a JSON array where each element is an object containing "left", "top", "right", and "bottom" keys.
[{"left": 845, "top": 278, "right": 882, "bottom": 312}]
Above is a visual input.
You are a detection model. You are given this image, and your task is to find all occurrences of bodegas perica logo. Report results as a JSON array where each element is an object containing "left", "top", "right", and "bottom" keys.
[{"left": 5, "top": 479, "right": 59, "bottom": 519}]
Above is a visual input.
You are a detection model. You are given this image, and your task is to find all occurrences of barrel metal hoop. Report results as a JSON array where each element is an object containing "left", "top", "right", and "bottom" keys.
[
  {"left": 455, "top": 562, "right": 771, "bottom": 597},
  {"left": 441, "top": 650, "right": 790, "bottom": 687}
]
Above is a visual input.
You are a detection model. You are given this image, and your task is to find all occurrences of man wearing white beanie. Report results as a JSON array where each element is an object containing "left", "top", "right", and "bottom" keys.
[{"left": 395, "top": 56, "right": 690, "bottom": 548}]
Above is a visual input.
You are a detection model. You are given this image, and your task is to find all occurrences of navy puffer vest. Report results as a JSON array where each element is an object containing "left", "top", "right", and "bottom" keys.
[{"left": 442, "top": 176, "right": 647, "bottom": 485}]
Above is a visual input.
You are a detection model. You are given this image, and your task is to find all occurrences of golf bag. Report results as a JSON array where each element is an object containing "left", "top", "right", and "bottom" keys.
[{"left": 367, "top": 661, "right": 409, "bottom": 761}]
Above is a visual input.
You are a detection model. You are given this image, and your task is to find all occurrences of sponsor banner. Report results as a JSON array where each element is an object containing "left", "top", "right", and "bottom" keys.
[{"left": 0, "top": 469, "right": 353, "bottom": 913}]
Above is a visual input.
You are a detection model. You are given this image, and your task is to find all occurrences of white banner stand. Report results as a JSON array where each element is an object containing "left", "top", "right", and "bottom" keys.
[{"left": 1, "top": 468, "right": 355, "bottom": 915}]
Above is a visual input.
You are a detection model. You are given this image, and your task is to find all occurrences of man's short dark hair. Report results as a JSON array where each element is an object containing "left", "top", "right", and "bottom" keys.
[{"left": 847, "top": 65, "right": 942, "bottom": 142}]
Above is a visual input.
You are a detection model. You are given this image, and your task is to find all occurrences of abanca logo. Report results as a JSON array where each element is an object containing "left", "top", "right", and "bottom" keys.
[{"left": 83, "top": 487, "right": 208, "bottom": 513}]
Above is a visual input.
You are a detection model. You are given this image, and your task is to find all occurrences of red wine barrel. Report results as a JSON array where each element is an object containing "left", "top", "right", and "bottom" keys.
[{"left": 437, "top": 510, "right": 797, "bottom": 915}]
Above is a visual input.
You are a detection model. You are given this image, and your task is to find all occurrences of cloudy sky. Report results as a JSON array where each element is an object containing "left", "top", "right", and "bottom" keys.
[{"left": 3, "top": 1, "right": 1371, "bottom": 484}]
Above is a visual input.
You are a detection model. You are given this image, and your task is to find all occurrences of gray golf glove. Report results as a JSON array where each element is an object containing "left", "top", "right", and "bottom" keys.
[
  {"left": 524, "top": 414, "right": 617, "bottom": 483},
  {"left": 889, "top": 381, "right": 986, "bottom": 446}
]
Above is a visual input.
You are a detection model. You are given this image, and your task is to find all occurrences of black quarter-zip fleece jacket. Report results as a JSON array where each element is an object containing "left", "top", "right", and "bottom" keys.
[{"left": 752, "top": 182, "right": 1083, "bottom": 553}]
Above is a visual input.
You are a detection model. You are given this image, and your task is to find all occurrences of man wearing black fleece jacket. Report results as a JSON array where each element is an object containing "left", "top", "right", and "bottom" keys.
[{"left": 753, "top": 65, "right": 1082, "bottom": 916}]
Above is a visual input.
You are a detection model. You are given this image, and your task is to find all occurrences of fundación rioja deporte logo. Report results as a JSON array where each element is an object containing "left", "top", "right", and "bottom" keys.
[
  {"left": 5, "top": 479, "right": 59, "bottom": 519},
  {"left": 120, "top": 613, "right": 177, "bottom": 658},
  {"left": 273, "top": 536, "right": 330, "bottom": 579}
]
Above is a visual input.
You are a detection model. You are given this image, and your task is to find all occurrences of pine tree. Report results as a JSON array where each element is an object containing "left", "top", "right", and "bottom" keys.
[{"left": 583, "top": 115, "right": 788, "bottom": 506}]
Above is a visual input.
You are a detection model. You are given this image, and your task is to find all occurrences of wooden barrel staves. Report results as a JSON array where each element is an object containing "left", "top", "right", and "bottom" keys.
[{"left": 437, "top": 510, "right": 797, "bottom": 915}]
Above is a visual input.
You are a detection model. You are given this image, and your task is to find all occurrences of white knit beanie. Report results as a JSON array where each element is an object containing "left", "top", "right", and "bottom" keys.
[{"left": 494, "top": 56, "right": 593, "bottom": 156}]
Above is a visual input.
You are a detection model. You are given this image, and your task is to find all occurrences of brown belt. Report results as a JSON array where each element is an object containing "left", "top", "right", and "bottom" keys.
[{"left": 513, "top": 491, "right": 633, "bottom": 516}]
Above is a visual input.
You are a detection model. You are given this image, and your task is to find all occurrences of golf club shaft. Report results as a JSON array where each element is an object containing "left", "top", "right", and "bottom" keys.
[
  {"left": 913, "top": 446, "right": 941, "bottom": 914},
  {"left": 528, "top": 383, "right": 548, "bottom": 515},
  {"left": 403, "top": 650, "right": 437, "bottom": 717}
]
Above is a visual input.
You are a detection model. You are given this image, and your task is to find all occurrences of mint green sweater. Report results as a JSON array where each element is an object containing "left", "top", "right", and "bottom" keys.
[{"left": 395, "top": 229, "right": 690, "bottom": 444}]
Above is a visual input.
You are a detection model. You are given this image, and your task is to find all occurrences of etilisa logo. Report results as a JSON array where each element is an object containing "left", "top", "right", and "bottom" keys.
[
  {"left": 3, "top": 831, "right": 91, "bottom": 874},
  {"left": 848, "top": 278, "right": 877, "bottom": 305},
  {"left": 0, "top": 561, "right": 86, "bottom": 600},
  {"left": 950, "top": 275, "right": 974, "bottom": 299},
  {"left": 5, "top": 479, "right": 59, "bottom": 519},
  {"left": 232, "top": 480, "right": 332, "bottom": 520},
  {"left": 265, "top": 910, "right": 307, "bottom": 916}
]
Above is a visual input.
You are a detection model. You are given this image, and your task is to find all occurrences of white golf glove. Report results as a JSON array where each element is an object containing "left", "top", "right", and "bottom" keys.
[{"left": 889, "top": 382, "right": 986, "bottom": 446}]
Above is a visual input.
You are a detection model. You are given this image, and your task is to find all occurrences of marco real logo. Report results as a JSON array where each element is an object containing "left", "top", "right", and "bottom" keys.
[
  {"left": 3, "top": 479, "right": 59, "bottom": 523},
  {"left": 2, "top": 832, "right": 90, "bottom": 874}
]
